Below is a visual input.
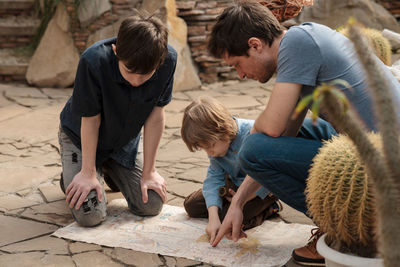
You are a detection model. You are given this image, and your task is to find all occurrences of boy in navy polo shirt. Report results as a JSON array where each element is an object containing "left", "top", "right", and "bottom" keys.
[{"left": 59, "top": 14, "right": 177, "bottom": 227}]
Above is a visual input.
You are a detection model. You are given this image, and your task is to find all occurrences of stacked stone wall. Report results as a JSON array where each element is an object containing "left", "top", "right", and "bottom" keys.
[
  {"left": 0, "top": 36, "right": 33, "bottom": 49},
  {"left": 176, "top": 0, "right": 235, "bottom": 83},
  {"left": 0, "top": 8, "right": 32, "bottom": 16},
  {"left": 0, "top": 5, "right": 37, "bottom": 49},
  {"left": 64, "top": 0, "right": 141, "bottom": 54}
]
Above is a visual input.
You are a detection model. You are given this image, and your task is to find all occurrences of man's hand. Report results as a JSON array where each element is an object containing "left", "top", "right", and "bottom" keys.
[
  {"left": 66, "top": 171, "right": 103, "bottom": 210},
  {"left": 206, "top": 217, "right": 221, "bottom": 245},
  {"left": 141, "top": 170, "right": 167, "bottom": 203},
  {"left": 211, "top": 201, "right": 247, "bottom": 247}
]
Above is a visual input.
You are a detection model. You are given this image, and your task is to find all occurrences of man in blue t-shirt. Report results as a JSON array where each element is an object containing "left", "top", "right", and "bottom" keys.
[
  {"left": 206, "top": 1, "right": 400, "bottom": 266},
  {"left": 59, "top": 14, "right": 177, "bottom": 227}
]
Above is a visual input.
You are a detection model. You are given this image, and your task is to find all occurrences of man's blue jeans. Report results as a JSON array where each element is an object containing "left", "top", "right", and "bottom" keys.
[{"left": 239, "top": 118, "right": 337, "bottom": 216}]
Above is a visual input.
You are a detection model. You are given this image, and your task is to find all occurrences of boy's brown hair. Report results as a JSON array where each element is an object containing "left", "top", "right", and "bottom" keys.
[
  {"left": 208, "top": 1, "right": 284, "bottom": 58},
  {"left": 116, "top": 14, "right": 168, "bottom": 74},
  {"left": 181, "top": 97, "right": 238, "bottom": 152}
]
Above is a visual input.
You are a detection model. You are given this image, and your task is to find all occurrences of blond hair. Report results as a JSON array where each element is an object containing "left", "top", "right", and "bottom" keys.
[{"left": 181, "top": 97, "right": 238, "bottom": 152}]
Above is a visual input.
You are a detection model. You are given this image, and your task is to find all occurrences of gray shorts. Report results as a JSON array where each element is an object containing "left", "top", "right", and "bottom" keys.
[{"left": 58, "top": 127, "right": 163, "bottom": 227}]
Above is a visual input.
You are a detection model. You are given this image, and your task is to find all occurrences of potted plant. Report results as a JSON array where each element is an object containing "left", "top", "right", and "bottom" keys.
[
  {"left": 307, "top": 133, "right": 383, "bottom": 266},
  {"left": 295, "top": 20, "right": 400, "bottom": 266}
]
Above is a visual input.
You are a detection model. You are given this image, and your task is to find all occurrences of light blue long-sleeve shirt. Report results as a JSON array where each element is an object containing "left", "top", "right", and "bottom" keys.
[{"left": 202, "top": 118, "right": 270, "bottom": 209}]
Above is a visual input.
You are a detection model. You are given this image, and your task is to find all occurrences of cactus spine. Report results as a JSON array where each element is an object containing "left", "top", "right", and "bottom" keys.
[
  {"left": 363, "top": 28, "right": 392, "bottom": 66},
  {"left": 307, "top": 134, "right": 378, "bottom": 257}
]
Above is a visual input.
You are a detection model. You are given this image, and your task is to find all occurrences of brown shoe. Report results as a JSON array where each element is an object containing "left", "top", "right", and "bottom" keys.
[{"left": 292, "top": 228, "right": 325, "bottom": 266}]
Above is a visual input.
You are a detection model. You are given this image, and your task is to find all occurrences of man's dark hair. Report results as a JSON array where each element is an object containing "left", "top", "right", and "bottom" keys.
[
  {"left": 116, "top": 14, "right": 168, "bottom": 74},
  {"left": 208, "top": 1, "right": 284, "bottom": 58}
]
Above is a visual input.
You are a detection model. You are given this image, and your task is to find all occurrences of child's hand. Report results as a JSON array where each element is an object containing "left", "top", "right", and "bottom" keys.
[
  {"left": 206, "top": 219, "right": 221, "bottom": 245},
  {"left": 225, "top": 188, "right": 236, "bottom": 202}
]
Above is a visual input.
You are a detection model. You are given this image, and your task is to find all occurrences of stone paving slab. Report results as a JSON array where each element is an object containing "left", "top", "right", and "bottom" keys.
[
  {"left": 157, "top": 138, "right": 207, "bottom": 162},
  {"left": 1, "top": 235, "right": 69, "bottom": 254},
  {"left": 0, "top": 215, "right": 58, "bottom": 246},
  {"left": 0, "top": 104, "right": 62, "bottom": 143},
  {"left": 176, "top": 166, "right": 208, "bottom": 183},
  {"left": 0, "top": 104, "right": 31, "bottom": 122},
  {"left": 0, "top": 165, "right": 60, "bottom": 193},
  {"left": 20, "top": 200, "right": 74, "bottom": 226},
  {"left": 165, "top": 112, "right": 183, "bottom": 128},
  {"left": 0, "top": 252, "right": 75, "bottom": 267},
  {"left": 72, "top": 251, "right": 124, "bottom": 267},
  {"left": 110, "top": 248, "right": 163, "bottom": 267},
  {"left": 69, "top": 241, "right": 102, "bottom": 253},
  {"left": 38, "top": 184, "right": 65, "bottom": 202},
  {"left": 167, "top": 178, "right": 202, "bottom": 198},
  {"left": 165, "top": 99, "right": 192, "bottom": 113},
  {"left": 0, "top": 193, "right": 43, "bottom": 211},
  {"left": 215, "top": 94, "right": 262, "bottom": 109}
]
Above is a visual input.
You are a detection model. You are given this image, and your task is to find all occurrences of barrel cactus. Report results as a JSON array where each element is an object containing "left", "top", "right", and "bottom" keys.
[
  {"left": 338, "top": 26, "right": 392, "bottom": 65},
  {"left": 307, "top": 134, "right": 378, "bottom": 257}
]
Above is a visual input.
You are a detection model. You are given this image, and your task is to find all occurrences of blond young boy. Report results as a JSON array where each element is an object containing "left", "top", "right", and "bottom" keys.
[{"left": 181, "top": 97, "right": 281, "bottom": 244}]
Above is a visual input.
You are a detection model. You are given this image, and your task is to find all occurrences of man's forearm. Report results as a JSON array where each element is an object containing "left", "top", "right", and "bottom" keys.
[
  {"left": 232, "top": 175, "right": 261, "bottom": 208},
  {"left": 80, "top": 114, "right": 101, "bottom": 173},
  {"left": 283, "top": 107, "right": 308, "bottom": 137},
  {"left": 143, "top": 107, "right": 165, "bottom": 174}
]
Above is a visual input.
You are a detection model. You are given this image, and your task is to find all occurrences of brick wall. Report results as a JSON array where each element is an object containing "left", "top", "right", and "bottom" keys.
[{"left": 176, "top": 0, "right": 236, "bottom": 83}]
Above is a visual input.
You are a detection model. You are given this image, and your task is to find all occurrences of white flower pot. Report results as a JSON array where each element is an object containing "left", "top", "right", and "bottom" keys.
[{"left": 316, "top": 234, "right": 383, "bottom": 267}]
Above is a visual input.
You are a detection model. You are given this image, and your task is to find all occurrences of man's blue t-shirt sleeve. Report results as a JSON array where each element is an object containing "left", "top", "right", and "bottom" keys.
[
  {"left": 277, "top": 26, "right": 322, "bottom": 87},
  {"left": 71, "top": 57, "right": 102, "bottom": 117}
]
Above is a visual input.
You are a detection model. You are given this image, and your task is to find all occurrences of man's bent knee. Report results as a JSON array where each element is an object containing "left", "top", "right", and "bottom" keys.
[
  {"left": 240, "top": 133, "right": 266, "bottom": 162},
  {"left": 128, "top": 190, "right": 163, "bottom": 216},
  {"left": 70, "top": 191, "right": 107, "bottom": 227}
]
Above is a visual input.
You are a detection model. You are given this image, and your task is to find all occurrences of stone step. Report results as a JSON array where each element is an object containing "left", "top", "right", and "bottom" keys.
[
  {"left": 0, "top": 0, "right": 35, "bottom": 10},
  {"left": 0, "top": 48, "right": 30, "bottom": 78},
  {"left": 0, "top": 16, "right": 40, "bottom": 36}
]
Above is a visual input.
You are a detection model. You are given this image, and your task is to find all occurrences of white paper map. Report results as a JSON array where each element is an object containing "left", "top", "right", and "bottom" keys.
[{"left": 53, "top": 199, "right": 314, "bottom": 267}]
